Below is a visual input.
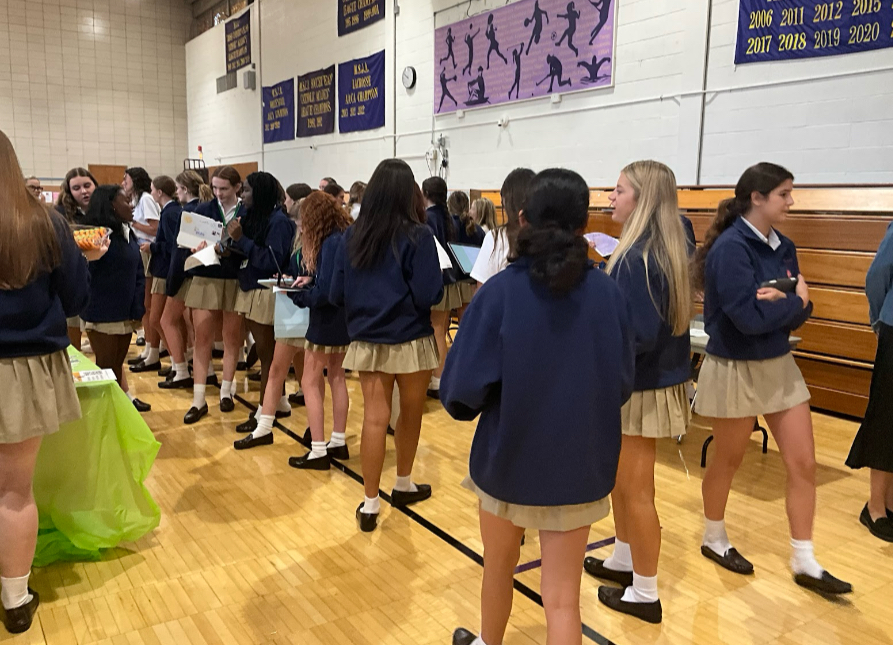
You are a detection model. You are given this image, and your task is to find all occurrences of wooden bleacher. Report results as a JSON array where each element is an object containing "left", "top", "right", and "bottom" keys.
[{"left": 471, "top": 185, "right": 893, "bottom": 419}]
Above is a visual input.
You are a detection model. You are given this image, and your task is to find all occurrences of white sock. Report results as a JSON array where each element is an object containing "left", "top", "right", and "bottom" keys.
[
  {"left": 125, "top": 391, "right": 136, "bottom": 402},
  {"left": 138, "top": 346, "right": 150, "bottom": 360},
  {"left": 470, "top": 639, "right": 487, "bottom": 645},
  {"left": 790, "top": 539, "right": 824, "bottom": 578},
  {"left": 309, "top": 441, "right": 327, "bottom": 459},
  {"left": 192, "top": 384, "right": 206, "bottom": 409},
  {"left": 603, "top": 539, "right": 633, "bottom": 572},
  {"left": 240, "top": 346, "right": 247, "bottom": 362},
  {"left": 394, "top": 475, "right": 418, "bottom": 493},
  {"left": 252, "top": 414, "right": 274, "bottom": 439},
  {"left": 214, "top": 341, "right": 224, "bottom": 352},
  {"left": 173, "top": 362, "right": 190, "bottom": 381},
  {"left": 277, "top": 395, "right": 290, "bottom": 413},
  {"left": 159, "top": 340, "right": 166, "bottom": 352},
  {"left": 328, "top": 431, "right": 347, "bottom": 448},
  {"left": 186, "top": 346, "right": 194, "bottom": 362},
  {"left": 703, "top": 518, "right": 733, "bottom": 556},
  {"left": 144, "top": 346, "right": 160, "bottom": 364},
  {"left": 362, "top": 495, "right": 380, "bottom": 514},
  {"left": 621, "top": 573, "right": 659, "bottom": 604},
  {"left": 220, "top": 380, "right": 233, "bottom": 400},
  {"left": 1, "top": 574, "right": 33, "bottom": 610},
  {"left": 429, "top": 375, "right": 441, "bottom": 390},
  {"left": 208, "top": 363, "right": 216, "bottom": 377}
]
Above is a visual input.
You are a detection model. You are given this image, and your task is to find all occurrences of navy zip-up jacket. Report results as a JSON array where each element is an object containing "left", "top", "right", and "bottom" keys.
[
  {"left": 440, "top": 257, "right": 635, "bottom": 506},
  {"left": 148, "top": 200, "right": 182, "bottom": 280},
  {"left": 426, "top": 204, "right": 457, "bottom": 286},
  {"left": 231, "top": 208, "right": 296, "bottom": 292},
  {"left": 452, "top": 215, "right": 486, "bottom": 247},
  {"left": 610, "top": 244, "right": 691, "bottom": 391},
  {"left": 0, "top": 212, "right": 90, "bottom": 358},
  {"left": 187, "top": 199, "right": 244, "bottom": 279},
  {"left": 704, "top": 217, "right": 812, "bottom": 360},
  {"left": 82, "top": 229, "right": 146, "bottom": 324},
  {"left": 329, "top": 224, "right": 444, "bottom": 344},
  {"left": 290, "top": 232, "right": 350, "bottom": 347}
]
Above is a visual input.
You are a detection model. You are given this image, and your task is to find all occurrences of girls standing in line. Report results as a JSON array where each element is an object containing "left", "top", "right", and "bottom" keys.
[
  {"left": 80, "top": 186, "right": 151, "bottom": 412},
  {"left": 471, "top": 197, "right": 498, "bottom": 233},
  {"left": 330, "top": 159, "right": 443, "bottom": 532},
  {"left": 694, "top": 162, "right": 851, "bottom": 595},
  {"left": 227, "top": 172, "right": 296, "bottom": 442},
  {"left": 583, "top": 161, "right": 691, "bottom": 624},
  {"left": 441, "top": 169, "right": 634, "bottom": 645},
  {"left": 447, "top": 191, "right": 485, "bottom": 308},
  {"left": 845, "top": 221, "right": 893, "bottom": 541},
  {"left": 0, "top": 131, "right": 91, "bottom": 635}
]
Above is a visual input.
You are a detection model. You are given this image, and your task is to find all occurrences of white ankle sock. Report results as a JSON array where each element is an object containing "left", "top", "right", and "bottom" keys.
[
  {"left": 220, "top": 380, "right": 233, "bottom": 400},
  {"left": 309, "top": 441, "right": 327, "bottom": 459},
  {"left": 621, "top": 573, "right": 659, "bottom": 604},
  {"left": 703, "top": 518, "right": 733, "bottom": 556},
  {"left": 159, "top": 340, "right": 166, "bottom": 352},
  {"left": 186, "top": 347, "right": 194, "bottom": 362},
  {"left": 790, "top": 539, "right": 824, "bottom": 578},
  {"left": 208, "top": 363, "right": 216, "bottom": 378},
  {"left": 429, "top": 375, "right": 440, "bottom": 390},
  {"left": 125, "top": 391, "right": 136, "bottom": 402},
  {"left": 328, "top": 432, "right": 346, "bottom": 448},
  {"left": 471, "top": 639, "right": 487, "bottom": 645},
  {"left": 603, "top": 539, "right": 633, "bottom": 572},
  {"left": 277, "top": 395, "right": 290, "bottom": 413},
  {"left": 252, "top": 414, "right": 274, "bottom": 439},
  {"left": 138, "top": 346, "right": 150, "bottom": 360},
  {"left": 394, "top": 475, "right": 418, "bottom": 493},
  {"left": 192, "top": 384, "right": 206, "bottom": 409},
  {"left": 1, "top": 574, "right": 32, "bottom": 610},
  {"left": 254, "top": 407, "right": 261, "bottom": 420},
  {"left": 144, "top": 347, "right": 160, "bottom": 364},
  {"left": 173, "top": 362, "right": 189, "bottom": 381},
  {"left": 363, "top": 495, "right": 380, "bottom": 514},
  {"left": 214, "top": 341, "right": 224, "bottom": 352}
]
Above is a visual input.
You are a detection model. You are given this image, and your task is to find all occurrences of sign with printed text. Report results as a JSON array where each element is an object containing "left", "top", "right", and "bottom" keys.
[
  {"left": 297, "top": 66, "right": 336, "bottom": 137},
  {"left": 263, "top": 78, "right": 295, "bottom": 144},
  {"left": 177, "top": 214, "right": 224, "bottom": 250},
  {"left": 225, "top": 13, "right": 252, "bottom": 73},
  {"left": 339, "top": 0, "right": 385, "bottom": 36},
  {"left": 338, "top": 50, "right": 386, "bottom": 133},
  {"left": 735, "top": 0, "right": 893, "bottom": 64}
]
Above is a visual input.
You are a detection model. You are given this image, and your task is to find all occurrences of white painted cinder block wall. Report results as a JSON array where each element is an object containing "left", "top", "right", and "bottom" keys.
[
  {"left": 0, "top": 0, "right": 191, "bottom": 182},
  {"left": 186, "top": 0, "right": 893, "bottom": 189}
]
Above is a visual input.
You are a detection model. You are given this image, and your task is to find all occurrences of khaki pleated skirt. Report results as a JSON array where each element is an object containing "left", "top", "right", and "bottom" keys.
[
  {"left": 695, "top": 353, "right": 811, "bottom": 419},
  {"left": 140, "top": 249, "right": 151, "bottom": 277},
  {"left": 343, "top": 335, "right": 439, "bottom": 374},
  {"left": 0, "top": 350, "right": 81, "bottom": 444},
  {"left": 458, "top": 281, "right": 477, "bottom": 304},
  {"left": 66, "top": 316, "right": 83, "bottom": 330},
  {"left": 462, "top": 476, "right": 610, "bottom": 532},
  {"left": 171, "top": 277, "right": 192, "bottom": 303},
  {"left": 304, "top": 341, "right": 349, "bottom": 354},
  {"left": 622, "top": 383, "right": 691, "bottom": 438},
  {"left": 84, "top": 320, "right": 140, "bottom": 335},
  {"left": 234, "top": 287, "right": 275, "bottom": 326},
  {"left": 276, "top": 337, "right": 306, "bottom": 348},
  {"left": 151, "top": 277, "right": 167, "bottom": 296},
  {"left": 431, "top": 283, "right": 463, "bottom": 312},
  {"left": 185, "top": 277, "right": 239, "bottom": 312}
]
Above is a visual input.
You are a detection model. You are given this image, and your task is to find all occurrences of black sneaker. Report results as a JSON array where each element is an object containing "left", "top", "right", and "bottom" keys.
[
  {"left": 356, "top": 502, "right": 378, "bottom": 532},
  {"left": 860, "top": 504, "right": 893, "bottom": 542},
  {"left": 390, "top": 484, "right": 432, "bottom": 507},
  {"left": 597, "top": 586, "right": 662, "bottom": 624},
  {"left": 2, "top": 588, "right": 39, "bottom": 634}
]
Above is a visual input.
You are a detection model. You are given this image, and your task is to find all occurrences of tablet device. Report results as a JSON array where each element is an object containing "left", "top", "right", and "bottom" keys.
[
  {"left": 760, "top": 277, "right": 798, "bottom": 293},
  {"left": 448, "top": 242, "right": 481, "bottom": 278}
]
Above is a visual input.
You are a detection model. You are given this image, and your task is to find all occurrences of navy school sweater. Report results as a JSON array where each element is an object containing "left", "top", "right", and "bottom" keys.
[
  {"left": 681, "top": 214, "right": 696, "bottom": 256},
  {"left": 440, "top": 257, "right": 635, "bottom": 507},
  {"left": 329, "top": 224, "right": 444, "bottom": 344},
  {"left": 426, "top": 204, "right": 457, "bottom": 286},
  {"left": 610, "top": 244, "right": 691, "bottom": 391},
  {"left": 704, "top": 217, "right": 812, "bottom": 361},
  {"left": 166, "top": 198, "right": 203, "bottom": 296},
  {"left": 148, "top": 200, "right": 183, "bottom": 280},
  {"left": 231, "top": 208, "right": 296, "bottom": 292},
  {"left": 81, "top": 228, "right": 146, "bottom": 324},
  {"left": 0, "top": 212, "right": 90, "bottom": 358},
  {"left": 290, "top": 232, "right": 350, "bottom": 347},
  {"left": 452, "top": 215, "right": 486, "bottom": 247},
  {"left": 186, "top": 199, "right": 245, "bottom": 280}
]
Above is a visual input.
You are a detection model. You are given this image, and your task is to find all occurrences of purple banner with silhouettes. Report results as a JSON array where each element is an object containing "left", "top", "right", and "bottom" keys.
[{"left": 433, "top": 0, "right": 615, "bottom": 115}]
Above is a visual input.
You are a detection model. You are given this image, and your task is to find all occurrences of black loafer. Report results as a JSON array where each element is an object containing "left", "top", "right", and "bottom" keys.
[
  {"left": 132, "top": 398, "right": 151, "bottom": 412},
  {"left": 597, "top": 586, "right": 662, "bottom": 624},
  {"left": 158, "top": 365, "right": 172, "bottom": 377},
  {"left": 356, "top": 502, "right": 378, "bottom": 532},
  {"left": 302, "top": 427, "right": 312, "bottom": 445},
  {"left": 236, "top": 417, "right": 258, "bottom": 433},
  {"left": 275, "top": 409, "right": 291, "bottom": 419},
  {"left": 184, "top": 404, "right": 208, "bottom": 424},
  {"left": 387, "top": 425, "right": 395, "bottom": 436},
  {"left": 794, "top": 570, "right": 853, "bottom": 595},
  {"left": 206, "top": 374, "right": 220, "bottom": 388},
  {"left": 860, "top": 504, "right": 893, "bottom": 542},
  {"left": 246, "top": 344, "right": 258, "bottom": 369},
  {"left": 130, "top": 360, "right": 161, "bottom": 373},
  {"left": 452, "top": 627, "right": 477, "bottom": 645},
  {"left": 391, "top": 484, "right": 432, "bottom": 507},
  {"left": 2, "top": 588, "right": 39, "bottom": 634},
  {"left": 288, "top": 452, "right": 331, "bottom": 470},
  {"left": 219, "top": 397, "right": 235, "bottom": 413},
  {"left": 135, "top": 336, "right": 146, "bottom": 347},
  {"left": 288, "top": 391, "right": 305, "bottom": 406},
  {"left": 327, "top": 444, "right": 349, "bottom": 460},
  {"left": 583, "top": 557, "right": 633, "bottom": 587},
  {"left": 127, "top": 355, "right": 146, "bottom": 366},
  {"left": 700, "top": 545, "right": 754, "bottom": 575},
  {"left": 158, "top": 376, "right": 193, "bottom": 389},
  {"left": 159, "top": 349, "right": 169, "bottom": 359},
  {"left": 426, "top": 388, "right": 440, "bottom": 400},
  {"left": 236, "top": 360, "right": 248, "bottom": 371},
  {"left": 234, "top": 433, "right": 273, "bottom": 450},
  {"left": 212, "top": 348, "right": 224, "bottom": 359},
  {"left": 247, "top": 370, "right": 261, "bottom": 382}
]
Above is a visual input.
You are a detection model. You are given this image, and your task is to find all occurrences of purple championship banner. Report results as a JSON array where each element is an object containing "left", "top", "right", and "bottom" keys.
[{"left": 434, "top": 0, "right": 615, "bottom": 115}]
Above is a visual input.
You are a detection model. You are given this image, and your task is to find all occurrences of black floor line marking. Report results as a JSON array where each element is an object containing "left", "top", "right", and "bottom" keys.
[{"left": 233, "top": 394, "right": 617, "bottom": 645}]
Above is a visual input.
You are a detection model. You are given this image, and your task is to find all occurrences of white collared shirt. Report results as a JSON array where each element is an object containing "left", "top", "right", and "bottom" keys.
[{"left": 741, "top": 217, "right": 781, "bottom": 251}]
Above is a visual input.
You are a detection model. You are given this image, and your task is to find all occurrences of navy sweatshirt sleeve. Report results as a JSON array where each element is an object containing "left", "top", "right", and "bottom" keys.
[
  {"left": 328, "top": 236, "right": 346, "bottom": 307},
  {"left": 406, "top": 227, "right": 446, "bottom": 309},
  {"left": 612, "top": 252, "right": 663, "bottom": 355},
  {"left": 292, "top": 234, "right": 339, "bottom": 309},
  {"left": 232, "top": 213, "right": 296, "bottom": 290}
]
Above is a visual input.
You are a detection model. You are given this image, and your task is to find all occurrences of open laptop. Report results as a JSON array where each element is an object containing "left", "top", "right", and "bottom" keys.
[{"left": 447, "top": 242, "right": 481, "bottom": 280}]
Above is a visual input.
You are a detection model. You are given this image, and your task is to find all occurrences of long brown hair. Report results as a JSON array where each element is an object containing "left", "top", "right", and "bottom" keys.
[
  {"left": 494, "top": 167, "right": 535, "bottom": 259},
  {"left": 58, "top": 167, "right": 98, "bottom": 222},
  {"left": 300, "top": 191, "right": 351, "bottom": 274},
  {"left": 176, "top": 169, "right": 213, "bottom": 202},
  {"left": 692, "top": 162, "right": 795, "bottom": 291},
  {"left": 0, "top": 130, "right": 61, "bottom": 290}
]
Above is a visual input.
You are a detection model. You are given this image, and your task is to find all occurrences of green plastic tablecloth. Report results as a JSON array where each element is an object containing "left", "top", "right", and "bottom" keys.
[{"left": 31, "top": 348, "right": 161, "bottom": 567}]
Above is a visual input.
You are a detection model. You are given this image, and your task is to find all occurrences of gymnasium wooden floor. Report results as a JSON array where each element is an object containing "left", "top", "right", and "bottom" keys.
[{"left": 6, "top": 343, "right": 893, "bottom": 645}]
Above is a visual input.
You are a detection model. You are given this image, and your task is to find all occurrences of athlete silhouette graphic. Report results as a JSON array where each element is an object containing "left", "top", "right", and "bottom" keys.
[
  {"left": 462, "top": 24, "right": 481, "bottom": 76},
  {"left": 537, "top": 54, "right": 572, "bottom": 93},
  {"left": 466, "top": 66, "right": 489, "bottom": 105},
  {"left": 588, "top": 0, "right": 612, "bottom": 45},
  {"left": 577, "top": 55, "right": 611, "bottom": 83},
  {"left": 439, "top": 27, "right": 457, "bottom": 69},
  {"left": 556, "top": 2, "right": 581, "bottom": 57},
  {"left": 524, "top": 1, "right": 550, "bottom": 56},
  {"left": 485, "top": 14, "right": 508, "bottom": 69},
  {"left": 508, "top": 43, "right": 524, "bottom": 100},
  {"left": 438, "top": 69, "right": 458, "bottom": 111}
]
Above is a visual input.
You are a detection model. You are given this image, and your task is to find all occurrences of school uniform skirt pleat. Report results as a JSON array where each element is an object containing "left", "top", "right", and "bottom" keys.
[
  {"left": 622, "top": 382, "right": 690, "bottom": 438},
  {"left": 234, "top": 287, "right": 275, "bottom": 326},
  {"left": 304, "top": 341, "right": 349, "bottom": 354},
  {"left": 140, "top": 249, "right": 152, "bottom": 277},
  {"left": 150, "top": 277, "right": 167, "bottom": 296},
  {"left": 343, "top": 336, "right": 439, "bottom": 374},
  {"left": 276, "top": 337, "right": 306, "bottom": 348},
  {"left": 185, "top": 277, "right": 240, "bottom": 312},
  {"left": 458, "top": 281, "right": 477, "bottom": 304},
  {"left": 694, "top": 352, "right": 810, "bottom": 419},
  {"left": 431, "top": 283, "right": 463, "bottom": 312},
  {"left": 66, "top": 316, "right": 84, "bottom": 330},
  {"left": 171, "top": 277, "right": 192, "bottom": 303},
  {"left": 846, "top": 322, "right": 893, "bottom": 473},
  {"left": 84, "top": 320, "right": 141, "bottom": 335},
  {"left": 0, "top": 350, "right": 81, "bottom": 444}
]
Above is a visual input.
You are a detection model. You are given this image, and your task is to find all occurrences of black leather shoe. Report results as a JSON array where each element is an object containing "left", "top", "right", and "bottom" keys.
[
  {"left": 236, "top": 417, "right": 258, "bottom": 433},
  {"left": 302, "top": 427, "right": 312, "bottom": 445},
  {"left": 391, "top": 484, "right": 432, "bottom": 507},
  {"left": 2, "top": 588, "right": 39, "bottom": 634},
  {"left": 794, "top": 570, "right": 853, "bottom": 595},
  {"left": 130, "top": 360, "right": 161, "bottom": 373},
  {"left": 206, "top": 374, "right": 220, "bottom": 388},
  {"left": 584, "top": 557, "right": 634, "bottom": 587},
  {"left": 236, "top": 360, "right": 248, "bottom": 371},
  {"left": 288, "top": 452, "right": 331, "bottom": 470},
  {"left": 387, "top": 425, "right": 395, "bottom": 436},
  {"left": 426, "top": 388, "right": 440, "bottom": 400},
  {"left": 597, "top": 586, "right": 662, "bottom": 624},
  {"left": 452, "top": 627, "right": 477, "bottom": 645},
  {"left": 158, "top": 365, "right": 172, "bottom": 377},
  {"left": 135, "top": 336, "right": 146, "bottom": 347},
  {"left": 356, "top": 502, "right": 378, "bottom": 532},
  {"left": 212, "top": 348, "right": 224, "bottom": 359},
  {"left": 132, "top": 398, "right": 151, "bottom": 412},
  {"left": 220, "top": 397, "right": 235, "bottom": 413},
  {"left": 184, "top": 404, "right": 208, "bottom": 424},
  {"left": 248, "top": 370, "right": 261, "bottom": 382},
  {"left": 288, "top": 391, "right": 305, "bottom": 406},
  {"left": 700, "top": 545, "right": 754, "bottom": 575},
  {"left": 128, "top": 355, "right": 146, "bottom": 366},
  {"left": 159, "top": 349, "right": 169, "bottom": 359},
  {"left": 327, "top": 444, "right": 349, "bottom": 460},
  {"left": 234, "top": 432, "right": 273, "bottom": 450},
  {"left": 860, "top": 504, "right": 893, "bottom": 542},
  {"left": 246, "top": 344, "right": 258, "bottom": 369},
  {"left": 275, "top": 409, "right": 291, "bottom": 419},
  {"left": 158, "top": 376, "right": 193, "bottom": 389}
]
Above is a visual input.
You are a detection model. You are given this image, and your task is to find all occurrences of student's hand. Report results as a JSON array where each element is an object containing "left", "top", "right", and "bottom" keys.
[
  {"left": 84, "top": 237, "right": 110, "bottom": 262},
  {"left": 227, "top": 219, "right": 243, "bottom": 242},
  {"left": 292, "top": 276, "right": 312, "bottom": 288},
  {"left": 191, "top": 241, "right": 208, "bottom": 254},
  {"left": 139, "top": 242, "right": 151, "bottom": 253},
  {"left": 756, "top": 287, "right": 786, "bottom": 302},
  {"left": 795, "top": 274, "right": 810, "bottom": 308}
]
